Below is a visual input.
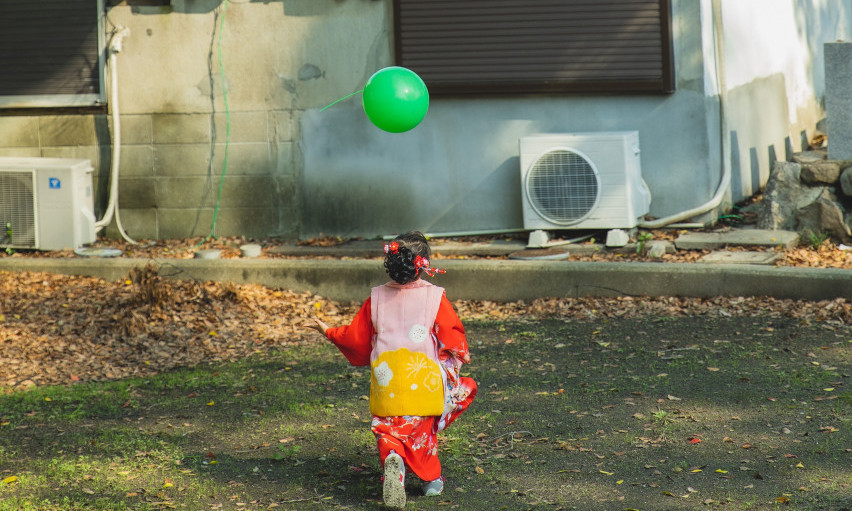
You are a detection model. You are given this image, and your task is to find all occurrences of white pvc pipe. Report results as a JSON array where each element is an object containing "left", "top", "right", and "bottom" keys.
[
  {"left": 95, "top": 27, "right": 137, "bottom": 244},
  {"left": 638, "top": 0, "right": 731, "bottom": 229}
]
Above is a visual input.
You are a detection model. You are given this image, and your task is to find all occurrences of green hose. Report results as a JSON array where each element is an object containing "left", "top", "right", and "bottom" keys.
[{"left": 198, "top": 0, "right": 230, "bottom": 247}]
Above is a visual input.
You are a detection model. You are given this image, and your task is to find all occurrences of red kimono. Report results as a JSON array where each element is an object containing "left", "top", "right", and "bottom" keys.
[{"left": 325, "top": 291, "right": 477, "bottom": 481}]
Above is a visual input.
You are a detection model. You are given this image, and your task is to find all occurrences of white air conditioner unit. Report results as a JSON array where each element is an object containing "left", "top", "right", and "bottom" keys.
[
  {"left": 519, "top": 132, "right": 651, "bottom": 230},
  {"left": 0, "top": 157, "right": 96, "bottom": 250}
]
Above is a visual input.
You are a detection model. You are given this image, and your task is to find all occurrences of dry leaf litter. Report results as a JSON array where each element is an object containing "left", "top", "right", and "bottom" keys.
[{"left": 1, "top": 236, "right": 851, "bottom": 390}]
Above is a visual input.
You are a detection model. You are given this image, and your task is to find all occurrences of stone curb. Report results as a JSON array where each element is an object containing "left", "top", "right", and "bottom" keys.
[{"left": 1, "top": 258, "right": 849, "bottom": 303}]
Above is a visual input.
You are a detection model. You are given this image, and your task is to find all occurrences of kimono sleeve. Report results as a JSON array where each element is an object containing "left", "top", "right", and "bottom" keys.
[
  {"left": 324, "top": 298, "right": 374, "bottom": 367},
  {"left": 434, "top": 295, "right": 470, "bottom": 364}
]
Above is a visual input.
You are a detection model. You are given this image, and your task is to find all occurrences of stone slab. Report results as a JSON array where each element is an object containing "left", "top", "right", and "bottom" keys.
[
  {"left": 699, "top": 251, "right": 781, "bottom": 265},
  {"left": 508, "top": 247, "right": 571, "bottom": 260},
  {"left": 675, "top": 229, "right": 799, "bottom": 250}
]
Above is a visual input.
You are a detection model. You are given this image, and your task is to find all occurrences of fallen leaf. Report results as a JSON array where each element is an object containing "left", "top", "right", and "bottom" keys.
[{"left": 3, "top": 476, "right": 18, "bottom": 484}]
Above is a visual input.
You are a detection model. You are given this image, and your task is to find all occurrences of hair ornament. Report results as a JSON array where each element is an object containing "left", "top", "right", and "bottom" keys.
[
  {"left": 414, "top": 255, "right": 446, "bottom": 277},
  {"left": 384, "top": 241, "right": 399, "bottom": 254}
]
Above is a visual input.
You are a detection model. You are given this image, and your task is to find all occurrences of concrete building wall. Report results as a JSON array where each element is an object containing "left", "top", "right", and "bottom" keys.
[
  {"left": 0, "top": 0, "right": 848, "bottom": 242},
  {"left": 301, "top": 0, "right": 724, "bottom": 238}
]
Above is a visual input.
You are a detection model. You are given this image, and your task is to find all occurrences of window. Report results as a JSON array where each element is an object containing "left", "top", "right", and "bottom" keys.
[
  {"left": 0, "top": 0, "right": 104, "bottom": 108},
  {"left": 393, "top": 0, "right": 674, "bottom": 95}
]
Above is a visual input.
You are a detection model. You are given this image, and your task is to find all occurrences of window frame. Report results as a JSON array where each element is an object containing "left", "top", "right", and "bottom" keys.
[
  {"left": 393, "top": 0, "right": 675, "bottom": 96},
  {"left": 0, "top": 0, "right": 106, "bottom": 109}
]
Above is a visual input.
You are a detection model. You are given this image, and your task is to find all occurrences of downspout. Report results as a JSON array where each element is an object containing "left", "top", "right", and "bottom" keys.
[
  {"left": 95, "top": 26, "right": 138, "bottom": 244},
  {"left": 639, "top": 0, "right": 731, "bottom": 229}
]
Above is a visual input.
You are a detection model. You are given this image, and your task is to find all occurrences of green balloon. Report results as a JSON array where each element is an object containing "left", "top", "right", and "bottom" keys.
[{"left": 362, "top": 67, "right": 429, "bottom": 133}]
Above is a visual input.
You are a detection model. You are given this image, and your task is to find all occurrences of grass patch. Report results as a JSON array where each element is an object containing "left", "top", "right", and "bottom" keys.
[{"left": 0, "top": 316, "right": 849, "bottom": 510}]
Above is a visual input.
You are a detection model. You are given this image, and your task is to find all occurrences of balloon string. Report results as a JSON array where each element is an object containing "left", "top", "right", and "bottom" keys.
[{"left": 320, "top": 89, "right": 363, "bottom": 111}]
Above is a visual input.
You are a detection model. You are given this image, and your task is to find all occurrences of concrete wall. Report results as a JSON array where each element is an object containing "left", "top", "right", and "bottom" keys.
[
  {"left": 0, "top": 0, "right": 848, "bottom": 242},
  {"left": 301, "top": 0, "right": 725, "bottom": 238},
  {"left": 718, "top": 0, "right": 852, "bottom": 202}
]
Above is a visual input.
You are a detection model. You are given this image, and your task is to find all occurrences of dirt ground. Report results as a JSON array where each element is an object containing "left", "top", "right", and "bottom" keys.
[
  {"left": 0, "top": 315, "right": 849, "bottom": 510},
  {"left": 0, "top": 229, "right": 850, "bottom": 509}
]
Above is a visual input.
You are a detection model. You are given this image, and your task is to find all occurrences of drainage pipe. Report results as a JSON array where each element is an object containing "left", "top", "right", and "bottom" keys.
[
  {"left": 95, "top": 26, "right": 138, "bottom": 244},
  {"left": 638, "top": 0, "right": 731, "bottom": 229}
]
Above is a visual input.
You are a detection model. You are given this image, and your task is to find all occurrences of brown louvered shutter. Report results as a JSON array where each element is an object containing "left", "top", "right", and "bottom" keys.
[
  {"left": 0, "top": 0, "right": 101, "bottom": 104},
  {"left": 394, "top": 0, "right": 674, "bottom": 95}
]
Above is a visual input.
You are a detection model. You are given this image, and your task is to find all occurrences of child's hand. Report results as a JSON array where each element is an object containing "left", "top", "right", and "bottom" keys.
[{"left": 306, "top": 318, "right": 331, "bottom": 336}]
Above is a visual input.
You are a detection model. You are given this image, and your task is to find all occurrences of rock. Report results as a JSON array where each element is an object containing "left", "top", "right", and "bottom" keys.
[
  {"left": 605, "top": 229, "right": 630, "bottom": 247},
  {"left": 795, "top": 188, "right": 851, "bottom": 242},
  {"left": 757, "top": 161, "right": 823, "bottom": 230},
  {"left": 791, "top": 150, "right": 827, "bottom": 164},
  {"left": 840, "top": 166, "right": 852, "bottom": 196},
  {"left": 801, "top": 161, "right": 841, "bottom": 185},
  {"left": 646, "top": 240, "right": 670, "bottom": 259}
]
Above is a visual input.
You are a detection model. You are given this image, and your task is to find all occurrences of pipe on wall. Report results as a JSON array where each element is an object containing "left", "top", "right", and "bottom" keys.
[{"left": 638, "top": 0, "right": 731, "bottom": 229}]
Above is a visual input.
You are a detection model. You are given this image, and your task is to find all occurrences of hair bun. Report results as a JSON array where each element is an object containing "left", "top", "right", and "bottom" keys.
[{"left": 383, "top": 231, "right": 432, "bottom": 284}]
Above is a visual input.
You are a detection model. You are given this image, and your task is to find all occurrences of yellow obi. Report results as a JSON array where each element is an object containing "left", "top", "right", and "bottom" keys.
[{"left": 370, "top": 347, "right": 444, "bottom": 417}]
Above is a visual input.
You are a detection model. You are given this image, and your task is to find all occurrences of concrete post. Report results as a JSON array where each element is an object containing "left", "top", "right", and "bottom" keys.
[{"left": 825, "top": 42, "right": 852, "bottom": 160}]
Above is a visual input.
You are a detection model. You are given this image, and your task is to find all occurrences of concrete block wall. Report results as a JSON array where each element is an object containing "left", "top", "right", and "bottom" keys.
[
  {"left": 103, "top": 109, "right": 298, "bottom": 240},
  {"left": 0, "top": 109, "right": 297, "bottom": 241},
  {"left": 0, "top": 0, "right": 388, "bottom": 243}
]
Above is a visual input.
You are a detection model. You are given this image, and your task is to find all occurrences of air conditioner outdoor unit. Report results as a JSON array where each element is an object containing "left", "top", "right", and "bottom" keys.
[
  {"left": 519, "top": 132, "right": 651, "bottom": 230},
  {"left": 0, "top": 157, "right": 96, "bottom": 250}
]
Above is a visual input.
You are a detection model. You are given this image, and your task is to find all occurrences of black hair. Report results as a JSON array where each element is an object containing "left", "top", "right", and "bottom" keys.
[{"left": 384, "top": 231, "right": 432, "bottom": 284}]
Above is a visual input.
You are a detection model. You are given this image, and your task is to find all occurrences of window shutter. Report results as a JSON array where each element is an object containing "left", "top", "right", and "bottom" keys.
[
  {"left": 394, "top": 0, "right": 674, "bottom": 95},
  {"left": 0, "top": 0, "right": 102, "bottom": 105}
]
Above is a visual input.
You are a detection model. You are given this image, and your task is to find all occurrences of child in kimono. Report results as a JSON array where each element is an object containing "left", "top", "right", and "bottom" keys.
[{"left": 308, "top": 231, "right": 477, "bottom": 509}]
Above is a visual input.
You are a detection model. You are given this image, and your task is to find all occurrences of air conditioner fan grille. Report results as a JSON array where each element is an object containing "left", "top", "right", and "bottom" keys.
[
  {"left": 526, "top": 149, "right": 598, "bottom": 224},
  {"left": 0, "top": 171, "right": 36, "bottom": 247}
]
